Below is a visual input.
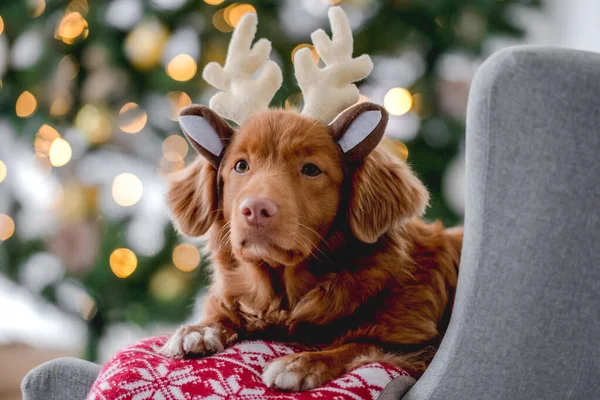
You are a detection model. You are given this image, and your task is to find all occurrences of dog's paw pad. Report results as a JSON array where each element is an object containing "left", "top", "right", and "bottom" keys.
[{"left": 160, "top": 325, "right": 225, "bottom": 358}]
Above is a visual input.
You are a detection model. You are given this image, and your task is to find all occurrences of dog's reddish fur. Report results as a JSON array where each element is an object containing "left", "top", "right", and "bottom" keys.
[{"left": 166, "top": 109, "right": 461, "bottom": 388}]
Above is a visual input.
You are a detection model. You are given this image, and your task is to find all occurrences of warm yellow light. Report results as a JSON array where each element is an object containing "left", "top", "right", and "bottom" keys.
[
  {"left": 31, "top": 0, "right": 46, "bottom": 18},
  {"left": 382, "top": 137, "right": 409, "bottom": 162},
  {"left": 149, "top": 268, "right": 186, "bottom": 302},
  {"left": 204, "top": 0, "right": 225, "bottom": 4},
  {"left": 109, "top": 248, "right": 137, "bottom": 278},
  {"left": 166, "top": 91, "right": 192, "bottom": 121},
  {"left": 112, "top": 173, "right": 143, "bottom": 207},
  {"left": 162, "top": 135, "right": 189, "bottom": 162},
  {"left": 16, "top": 91, "right": 37, "bottom": 118},
  {"left": 212, "top": 9, "right": 233, "bottom": 33},
  {"left": 124, "top": 20, "right": 169, "bottom": 71},
  {"left": 0, "top": 214, "right": 15, "bottom": 241},
  {"left": 384, "top": 87, "right": 413, "bottom": 116},
  {"left": 49, "top": 138, "right": 72, "bottom": 167},
  {"left": 75, "top": 104, "right": 112, "bottom": 144},
  {"left": 291, "top": 44, "right": 319, "bottom": 65},
  {"left": 34, "top": 124, "right": 61, "bottom": 157},
  {"left": 55, "top": 12, "right": 88, "bottom": 44},
  {"left": 0, "top": 160, "right": 6, "bottom": 183},
  {"left": 50, "top": 96, "right": 72, "bottom": 117},
  {"left": 226, "top": 4, "right": 256, "bottom": 27},
  {"left": 66, "top": 0, "right": 89, "bottom": 15},
  {"left": 172, "top": 243, "right": 201, "bottom": 272},
  {"left": 119, "top": 102, "right": 147, "bottom": 134},
  {"left": 0, "top": 16, "right": 4, "bottom": 35},
  {"left": 166, "top": 54, "right": 197, "bottom": 82}
]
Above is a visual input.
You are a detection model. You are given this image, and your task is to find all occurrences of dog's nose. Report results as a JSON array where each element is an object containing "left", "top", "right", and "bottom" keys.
[{"left": 239, "top": 197, "right": 279, "bottom": 227}]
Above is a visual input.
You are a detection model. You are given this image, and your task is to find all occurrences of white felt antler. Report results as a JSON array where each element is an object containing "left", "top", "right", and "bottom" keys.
[
  {"left": 295, "top": 7, "right": 373, "bottom": 124},
  {"left": 202, "top": 13, "right": 283, "bottom": 125}
]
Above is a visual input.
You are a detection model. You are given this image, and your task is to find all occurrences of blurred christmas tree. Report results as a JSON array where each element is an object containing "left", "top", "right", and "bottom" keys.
[{"left": 0, "top": 0, "right": 540, "bottom": 361}]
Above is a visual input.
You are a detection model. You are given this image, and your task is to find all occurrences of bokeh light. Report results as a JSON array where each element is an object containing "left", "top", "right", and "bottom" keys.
[
  {"left": 55, "top": 12, "right": 88, "bottom": 44},
  {"left": 384, "top": 87, "right": 413, "bottom": 116},
  {"left": 50, "top": 95, "right": 72, "bottom": 117},
  {"left": 124, "top": 19, "right": 169, "bottom": 71},
  {"left": 0, "top": 160, "right": 6, "bottom": 183},
  {"left": 0, "top": 16, "right": 4, "bottom": 35},
  {"left": 166, "top": 91, "right": 192, "bottom": 120},
  {"left": 75, "top": 104, "right": 113, "bottom": 144},
  {"left": 166, "top": 54, "right": 197, "bottom": 82},
  {"left": 149, "top": 267, "right": 186, "bottom": 302},
  {"left": 34, "top": 124, "right": 60, "bottom": 156},
  {"left": 0, "top": 214, "right": 15, "bottom": 241},
  {"left": 16, "top": 91, "right": 37, "bottom": 118},
  {"left": 382, "top": 137, "right": 409, "bottom": 162},
  {"left": 112, "top": 173, "right": 143, "bottom": 207},
  {"left": 30, "top": 0, "right": 46, "bottom": 18},
  {"left": 162, "top": 135, "right": 188, "bottom": 162},
  {"left": 226, "top": 4, "right": 257, "bottom": 27},
  {"left": 109, "top": 248, "right": 137, "bottom": 278},
  {"left": 204, "top": 0, "right": 225, "bottom": 5},
  {"left": 212, "top": 9, "right": 233, "bottom": 33},
  {"left": 172, "top": 243, "right": 201, "bottom": 272},
  {"left": 291, "top": 44, "right": 319, "bottom": 64},
  {"left": 118, "top": 102, "right": 147, "bottom": 134},
  {"left": 49, "top": 138, "right": 72, "bottom": 167}
]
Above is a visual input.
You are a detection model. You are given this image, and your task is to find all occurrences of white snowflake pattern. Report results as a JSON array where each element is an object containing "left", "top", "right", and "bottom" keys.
[{"left": 120, "top": 363, "right": 197, "bottom": 400}]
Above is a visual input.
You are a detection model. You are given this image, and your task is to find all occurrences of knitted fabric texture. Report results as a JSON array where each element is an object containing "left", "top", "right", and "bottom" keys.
[{"left": 87, "top": 336, "right": 410, "bottom": 400}]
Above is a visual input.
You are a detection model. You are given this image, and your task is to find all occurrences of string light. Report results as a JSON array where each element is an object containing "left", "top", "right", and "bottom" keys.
[
  {"left": 291, "top": 44, "right": 319, "bottom": 64},
  {"left": 166, "top": 91, "right": 192, "bottom": 120},
  {"left": 149, "top": 267, "right": 186, "bottom": 302},
  {"left": 162, "top": 135, "right": 188, "bottom": 162},
  {"left": 166, "top": 54, "right": 197, "bottom": 82},
  {"left": 0, "top": 214, "right": 15, "bottom": 241},
  {"left": 34, "top": 124, "right": 60, "bottom": 157},
  {"left": 0, "top": 15, "right": 4, "bottom": 35},
  {"left": 50, "top": 96, "right": 72, "bottom": 117},
  {"left": 109, "top": 248, "right": 137, "bottom": 278},
  {"left": 226, "top": 4, "right": 256, "bottom": 27},
  {"left": 55, "top": 12, "right": 88, "bottom": 44},
  {"left": 204, "top": 0, "right": 225, "bottom": 4},
  {"left": 384, "top": 87, "right": 413, "bottom": 116},
  {"left": 118, "top": 102, "right": 147, "bottom": 134},
  {"left": 49, "top": 138, "right": 72, "bottom": 167},
  {"left": 112, "top": 173, "right": 143, "bottom": 207},
  {"left": 172, "top": 243, "right": 201, "bottom": 272},
  {"left": 212, "top": 9, "right": 233, "bottom": 33},
  {"left": 0, "top": 160, "right": 6, "bottom": 183},
  {"left": 75, "top": 104, "right": 112, "bottom": 144},
  {"left": 16, "top": 91, "right": 37, "bottom": 118},
  {"left": 30, "top": 0, "right": 46, "bottom": 18}
]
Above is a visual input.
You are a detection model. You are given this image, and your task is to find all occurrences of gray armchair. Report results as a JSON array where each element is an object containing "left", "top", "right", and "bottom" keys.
[
  {"left": 406, "top": 45, "right": 600, "bottom": 400},
  {"left": 21, "top": 46, "right": 600, "bottom": 400}
]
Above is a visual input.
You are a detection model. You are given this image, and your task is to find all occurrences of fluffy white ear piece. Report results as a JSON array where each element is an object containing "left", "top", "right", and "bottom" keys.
[
  {"left": 330, "top": 102, "right": 389, "bottom": 162},
  {"left": 296, "top": 6, "right": 373, "bottom": 124},
  {"left": 179, "top": 116, "right": 223, "bottom": 157},
  {"left": 178, "top": 105, "right": 234, "bottom": 167},
  {"left": 202, "top": 13, "right": 283, "bottom": 125}
]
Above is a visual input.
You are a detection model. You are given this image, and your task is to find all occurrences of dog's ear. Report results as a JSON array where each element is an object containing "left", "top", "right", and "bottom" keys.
[
  {"left": 348, "top": 147, "right": 430, "bottom": 243},
  {"left": 330, "top": 102, "right": 388, "bottom": 162},
  {"left": 179, "top": 104, "right": 234, "bottom": 167},
  {"left": 167, "top": 157, "right": 218, "bottom": 237}
]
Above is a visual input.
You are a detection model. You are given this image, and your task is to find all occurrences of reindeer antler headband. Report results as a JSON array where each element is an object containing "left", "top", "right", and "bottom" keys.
[{"left": 202, "top": 6, "right": 373, "bottom": 125}]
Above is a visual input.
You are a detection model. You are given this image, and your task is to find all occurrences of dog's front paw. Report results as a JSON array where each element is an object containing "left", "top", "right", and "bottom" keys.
[
  {"left": 262, "top": 352, "right": 340, "bottom": 391},
  {"left": 159, "top": 324, "right": 236, "bottom": 359}
]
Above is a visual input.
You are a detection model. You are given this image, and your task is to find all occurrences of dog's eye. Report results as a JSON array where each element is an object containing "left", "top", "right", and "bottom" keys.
[
  {"left": 301, "top": 163, "right": 322, "bottom": 177},
  {"left": 234, "top": 160, "right": 250, "bottom": 173}
]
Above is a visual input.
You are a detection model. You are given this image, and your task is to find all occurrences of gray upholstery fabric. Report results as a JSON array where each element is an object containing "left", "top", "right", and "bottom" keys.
[
  {"left": 378, "top": 375, "right": 416, "bottom": 400},
  {"left": 405, "top": 46, "right": 600, "bottom": 400},
  {"left": 21, "top": 357, "right": 101, "bottom": 400}
]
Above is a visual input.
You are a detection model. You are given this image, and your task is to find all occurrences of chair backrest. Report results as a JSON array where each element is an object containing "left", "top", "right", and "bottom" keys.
[{"left": 405, "top": 46, "right": 600, "bottom": 400}]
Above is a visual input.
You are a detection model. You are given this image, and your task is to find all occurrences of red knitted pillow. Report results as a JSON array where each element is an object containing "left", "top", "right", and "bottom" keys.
[{"left": 87, "top": 336, "right": 412, "bottom": 400}]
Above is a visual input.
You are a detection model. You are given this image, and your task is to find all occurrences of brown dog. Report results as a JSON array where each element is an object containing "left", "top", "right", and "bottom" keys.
[{"left": 159, "top": 101, "right": 462, "bottom": 391}]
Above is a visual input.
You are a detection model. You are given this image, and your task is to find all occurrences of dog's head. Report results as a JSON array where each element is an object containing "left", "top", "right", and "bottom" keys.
[{"left": 168, "top": 102, "right": 428, "bottom": 267}]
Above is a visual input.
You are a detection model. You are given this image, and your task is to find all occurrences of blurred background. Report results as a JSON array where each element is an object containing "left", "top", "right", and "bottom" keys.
[{"left": 0, "top": 0, "right": 599, "bottom": 397}]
